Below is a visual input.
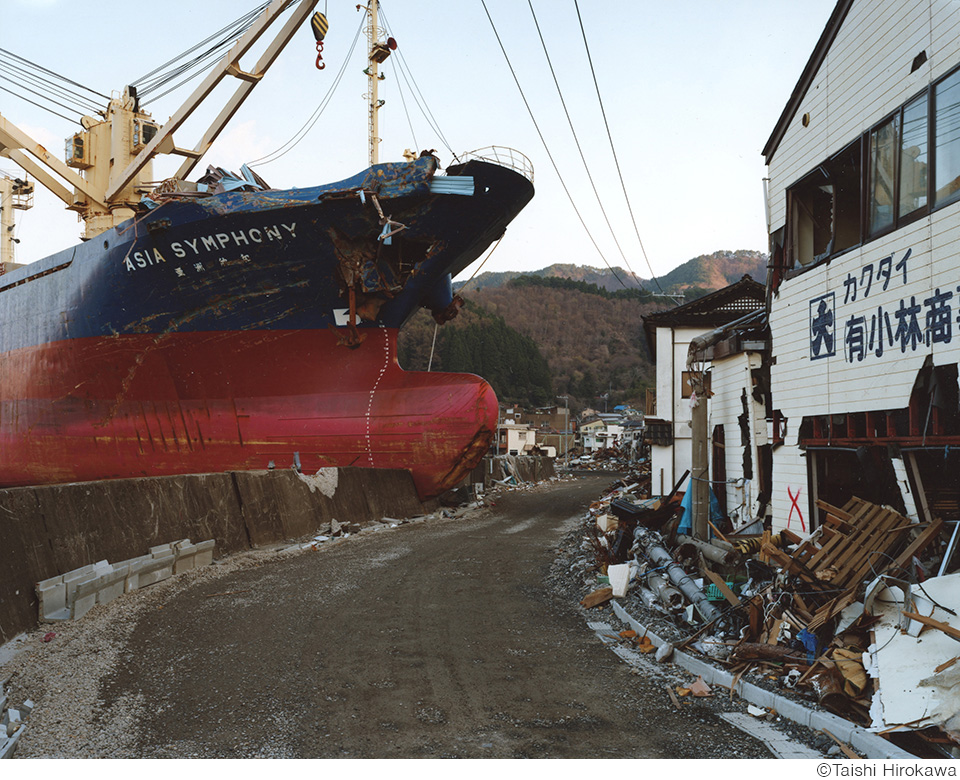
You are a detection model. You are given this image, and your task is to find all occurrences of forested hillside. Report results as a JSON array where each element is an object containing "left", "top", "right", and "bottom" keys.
[
  {"left": 461, "top": 249, "right": 767, "bottom": 294},
  {"left": 399, "top": 251, "right": 768, "bottom": 410}
]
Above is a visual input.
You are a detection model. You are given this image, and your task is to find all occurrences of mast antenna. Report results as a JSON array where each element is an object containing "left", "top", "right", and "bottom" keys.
[{"left": 362, "top": 1, "right": 396, "bottom": 165}]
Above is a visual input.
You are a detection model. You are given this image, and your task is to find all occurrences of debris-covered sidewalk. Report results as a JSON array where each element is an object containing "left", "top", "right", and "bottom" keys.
[{"left": 568, "top": 463, "right": 960, "bottom": 759}]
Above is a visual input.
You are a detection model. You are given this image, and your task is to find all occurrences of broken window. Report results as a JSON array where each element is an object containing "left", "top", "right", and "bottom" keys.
[{"left": 788, "top": 139, "right": 861, "bottom": 268}]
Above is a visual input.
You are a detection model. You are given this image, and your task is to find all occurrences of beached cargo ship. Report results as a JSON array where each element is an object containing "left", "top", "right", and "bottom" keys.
[{"left": 0, "top": 0, "right": 534, "bottom": 498}]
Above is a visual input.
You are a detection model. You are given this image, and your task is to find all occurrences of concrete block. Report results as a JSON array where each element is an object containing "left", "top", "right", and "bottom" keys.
[
  {"left": 0, "top": 727, "right": 23, "bottom": 759},
  {"left": 37, "top": 580, "right": 67, "bottom": 619},
  {"left": 136, "top": 554, "right": 174, "bottom": 588},
  {"left": 121, "top": 557, "right": 151, "bottom": 593},
  {"left": 173, "top": 540, "right": 198, "bottom": 573},
  {"left": 194, "top": 539, "right": 215, "bottom": 567},
  {"left": 72, "top": 577, "right": 100, "bottom": 620},
  {"left": 95, "top": 567, "right": 129, "bottom": 606},
  {"left": 2, "top": 709, "right": 22, "bottom": 738}
]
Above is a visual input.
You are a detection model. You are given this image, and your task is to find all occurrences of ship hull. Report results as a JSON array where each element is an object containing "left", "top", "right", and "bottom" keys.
[
  {"left": 0, "top": 155, "right": 533, "bottom": 497},
  {"left": 0, "top": 328, "right": 496, "bottom": 498}
]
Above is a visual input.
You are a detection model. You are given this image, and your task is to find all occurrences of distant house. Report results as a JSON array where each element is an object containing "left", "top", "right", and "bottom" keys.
[
  {"left": 579, "top": 413, "right": 624, "bottom": 453},
  {"left": 497, "top": 420, "right": 537, "bottom": 456},
  {"left": 762, "top": 0, "right": 960, "bottom": 533},
  {"left": 641, "top": 277, "right": 766, "bottom": 502}
]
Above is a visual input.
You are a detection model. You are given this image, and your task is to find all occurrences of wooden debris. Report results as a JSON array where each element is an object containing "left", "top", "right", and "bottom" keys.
[
  {"left": 580, "top": 587, "right": 613, "bottom": 609},
  {"left": 902, "top": 611, "right": 960, "bottom": 643},
  {"left": 665, "top": 684, "right": 682, "bottom": 709},
  {"left": 822, "top": 729, "right": 861, "bottom": 759}
]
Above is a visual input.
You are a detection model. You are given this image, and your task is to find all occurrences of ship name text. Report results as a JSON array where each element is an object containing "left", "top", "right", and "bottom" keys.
[{"left": 124, "top": 223, "right": 298, "bottom": 272}]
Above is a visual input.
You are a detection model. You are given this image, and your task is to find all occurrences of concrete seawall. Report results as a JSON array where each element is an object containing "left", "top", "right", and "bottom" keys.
[
  {"left": 0, "top": 456, "right": 555, "bottom": 644},
  {"left": 0, "top": 468, "right": 426, "bottom": 643}
]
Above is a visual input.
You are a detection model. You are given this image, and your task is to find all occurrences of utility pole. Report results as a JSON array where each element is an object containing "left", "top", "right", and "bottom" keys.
[
  {"left": 557, "top": 395, "right": 570, "bottom": 468},
  {"left": 690, "top": 375, "right": 709, "bottom": 541}
]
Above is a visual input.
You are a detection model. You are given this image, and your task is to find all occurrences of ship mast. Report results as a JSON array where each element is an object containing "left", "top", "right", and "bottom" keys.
[{"left": 362, "top": 1, "right": 395, "bottom": 166}]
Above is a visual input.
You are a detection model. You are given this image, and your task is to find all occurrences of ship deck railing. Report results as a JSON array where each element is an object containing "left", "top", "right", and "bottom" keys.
[{"left": 450, "top": 146, "right": 534, "bottom": 183}]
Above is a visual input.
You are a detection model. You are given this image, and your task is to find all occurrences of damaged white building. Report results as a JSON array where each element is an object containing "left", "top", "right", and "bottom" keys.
[{"left": 763, "top": 0, "right": 960, "bottom": 537}]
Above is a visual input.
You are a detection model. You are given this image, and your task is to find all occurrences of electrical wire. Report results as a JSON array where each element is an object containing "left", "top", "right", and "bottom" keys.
[
  {"left": 244, "top": 13, "right": 366, "bottom": 167},
  {"left": 376, "top": 4, "right": 456, "bottom": 157},
  {"left": 480, "top": 0, "right": 627, "bottom": 290},
  {"left": 526, "top": 0, "right": 644, "bottom": 291},
  {"left": 572, "top": 0, "right": 663, "bottom": 293}
]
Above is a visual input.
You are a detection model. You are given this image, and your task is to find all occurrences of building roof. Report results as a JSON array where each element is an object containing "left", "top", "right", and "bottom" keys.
[
  {"left": 761, "top": 0, "right": 853, "bottom": 165},
  {"left": 641, "top": 276, "right": 766, "bottom": 357}
]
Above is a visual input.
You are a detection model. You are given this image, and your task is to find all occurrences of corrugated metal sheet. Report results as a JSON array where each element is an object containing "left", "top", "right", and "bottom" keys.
[{"left": 429, "top": 176, "right": 474, "bottom": 196}]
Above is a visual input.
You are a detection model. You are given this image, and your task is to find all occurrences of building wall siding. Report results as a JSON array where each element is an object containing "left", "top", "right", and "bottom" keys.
[{"left": 764, "top": 0, "right": 960, "bottom": 533}]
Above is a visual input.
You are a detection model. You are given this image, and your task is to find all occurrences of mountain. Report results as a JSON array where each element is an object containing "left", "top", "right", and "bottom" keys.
[
  {"left": 401, "top": 249, "right": 768, "bottom": 411},
  {"left": 459, "top": 249, "right": 767, "bottom": 294}
]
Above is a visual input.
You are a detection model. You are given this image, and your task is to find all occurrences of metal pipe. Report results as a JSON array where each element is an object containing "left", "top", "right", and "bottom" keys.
[
  {"left": 644, "top": 571, "right": 684, "bottom": 613},
  {"left": 676, "top": 534, "right": 741, "bottom": 566},
  {"left": 633, "top": 526, "right": 721, "bottom": 623}
]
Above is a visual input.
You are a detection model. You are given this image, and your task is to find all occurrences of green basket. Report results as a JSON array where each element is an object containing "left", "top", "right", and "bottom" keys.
[{"left": 705, "top": 582, "right": 739, "bottom": 601}]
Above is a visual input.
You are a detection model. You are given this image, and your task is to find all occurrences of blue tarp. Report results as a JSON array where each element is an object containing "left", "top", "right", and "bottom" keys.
[{"left": 677, "top": 486, "right": 724, "bottom": 536}]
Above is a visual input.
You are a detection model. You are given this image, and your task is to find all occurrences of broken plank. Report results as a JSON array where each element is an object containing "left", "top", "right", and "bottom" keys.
[
  {"left": 902, "top": 611, "right": 960, "bottom": 643},
  {"left": 701, "top": 566, "right": 740, "bottom": 607},
  {"left": 891, "top": 518, "right": 945, "bottom": 574},
  {"left": 580, "top": 587, "right": 613, "bottom": 609},
  {"left": 665, "top": 684, "right": 682, "bottom": 709},
  {"left": 816, "top": 498, "right": 854, "bottom": 522}
]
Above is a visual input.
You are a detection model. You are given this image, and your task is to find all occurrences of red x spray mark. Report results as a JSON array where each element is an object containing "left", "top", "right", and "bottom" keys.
[{"left": 787, "top": 487, "right": 805, "bottom": 532}]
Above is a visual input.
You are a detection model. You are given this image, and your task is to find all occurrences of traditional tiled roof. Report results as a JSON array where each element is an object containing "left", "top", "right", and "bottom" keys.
[{"left": 641, "top": 275, "right": 766, "bottom": 356}]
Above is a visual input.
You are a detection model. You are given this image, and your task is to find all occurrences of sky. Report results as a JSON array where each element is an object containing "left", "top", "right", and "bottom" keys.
[{"left": 1, "top": 0, "right": 837, "bottom": 284}]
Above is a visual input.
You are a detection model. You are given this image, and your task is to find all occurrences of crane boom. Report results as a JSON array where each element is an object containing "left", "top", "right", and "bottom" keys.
[{"left": 0, "top": 0, "right": 319, "bottom": 239}]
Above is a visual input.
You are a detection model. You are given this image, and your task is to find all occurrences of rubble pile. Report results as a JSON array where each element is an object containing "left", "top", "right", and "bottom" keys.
[
  {"left": 566, "top": 447, "right": 646, "bottom": 475},
  {"left": 0, "top": 679, "right": 31, "bottom": 758},
  {"left": 574, "top": 476, "right": 960, "bottom": 758}
]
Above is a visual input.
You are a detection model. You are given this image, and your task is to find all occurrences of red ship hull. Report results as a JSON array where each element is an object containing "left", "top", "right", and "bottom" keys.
[{"left": 0, "top": 327, "right": 497, "bottom": 499}]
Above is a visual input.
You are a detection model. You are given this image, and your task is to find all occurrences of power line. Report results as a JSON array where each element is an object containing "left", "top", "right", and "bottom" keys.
[
  {"left": 244, "top": 13, "right": 366, "bottom": 167},
  {"left": 480, "top": 0, "right": 627, "bottom": 290},
  {"left": 526, "top": 0, "right": 645, "bottom": 291},
  {"left": 573, "top": 0, "right": 663, "bottom": 293}
]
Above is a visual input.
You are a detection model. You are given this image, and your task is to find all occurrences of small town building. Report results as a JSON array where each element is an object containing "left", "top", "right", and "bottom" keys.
[{"left": 641, "top": 277, "right": 767, "bottom": 499}]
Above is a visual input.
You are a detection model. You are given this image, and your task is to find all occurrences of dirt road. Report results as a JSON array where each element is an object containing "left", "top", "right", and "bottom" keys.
[{"left": 12, "top": 475, "right": 778, "bottom": 758}]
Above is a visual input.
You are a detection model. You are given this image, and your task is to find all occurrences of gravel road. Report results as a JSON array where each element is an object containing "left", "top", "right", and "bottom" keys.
[{"left": 2, "top": 475, "right": 815, "bottom": 758}]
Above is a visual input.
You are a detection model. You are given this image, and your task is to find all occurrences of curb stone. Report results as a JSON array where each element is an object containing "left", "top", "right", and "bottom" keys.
[{"left": 610, "top": 600, "right": 915, "bottom": 760}]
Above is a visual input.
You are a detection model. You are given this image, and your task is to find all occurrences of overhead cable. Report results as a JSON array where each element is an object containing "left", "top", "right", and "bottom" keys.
[
  {"left": 480, "top": 0, "right": 627, "bottom": 290},
  {"left": 527, "top": 0, "right": 645, "bottom": 291},
  {"left": 573, "top": 0, "right": 663, "bottom": 293},
  {"left": 245, "top": 12, "right": 366, "bottom": 167}
]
